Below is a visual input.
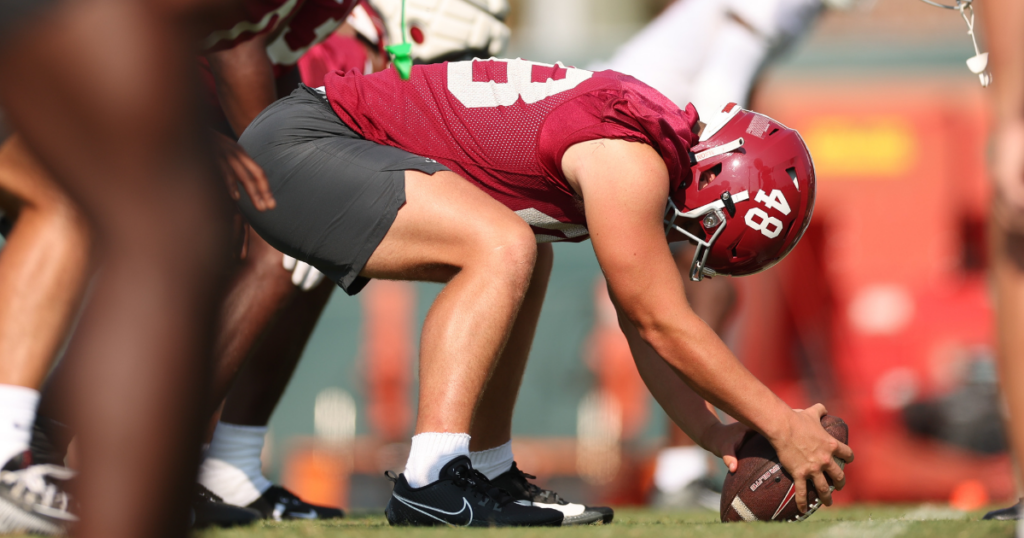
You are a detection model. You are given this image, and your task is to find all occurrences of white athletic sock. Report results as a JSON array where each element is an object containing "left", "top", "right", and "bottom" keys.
[
  {"left": 0, "top": 385, "right": 39, "bottom": 467},
  {"left": 198, "top": 422, "right": 273, "bottom": 506},
  {"left": 653, "top": 445, "right": 710, "bottom": 494},
  {"left": 469, "top": 441, "right": 514, "bottom": 480},
  {"left": 403, "top": 432, "right": 470, "bottom": 488}
]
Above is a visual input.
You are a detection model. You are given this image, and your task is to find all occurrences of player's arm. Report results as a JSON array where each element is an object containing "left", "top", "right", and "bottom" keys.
[
  {"left": 610, "top": 291, "right": 748, "bottom": 471},
  {"left": 564, "top": 138, "right": 852, "bottom": 512},
  {"left": 205, "top": 35, "right": 277, "bottom": 136},
  {"left": 204, "top": 37, "right": 276, "bottom": 210}
]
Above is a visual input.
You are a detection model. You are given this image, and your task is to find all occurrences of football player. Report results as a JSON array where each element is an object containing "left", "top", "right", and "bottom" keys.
[
  {"left": 196, "top": 0, "right": 519, "bottom": 522},
  {"left": 234, "top": 58, "right": 853, "bottom": 526}
]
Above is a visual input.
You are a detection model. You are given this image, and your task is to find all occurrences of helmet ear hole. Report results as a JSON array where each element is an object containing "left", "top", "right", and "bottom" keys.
[{"left": 698, "top": 163, "right": 722, "bottom": 191}]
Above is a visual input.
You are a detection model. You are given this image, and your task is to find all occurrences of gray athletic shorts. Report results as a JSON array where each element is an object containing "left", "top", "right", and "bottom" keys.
[{"left": 237, "top": 85, "right": 449, "bottom": 295}]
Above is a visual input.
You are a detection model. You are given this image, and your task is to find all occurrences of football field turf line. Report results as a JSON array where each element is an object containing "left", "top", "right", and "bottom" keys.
[{"left": 194, "top": 506, "right": 1014, "bottom": 538}]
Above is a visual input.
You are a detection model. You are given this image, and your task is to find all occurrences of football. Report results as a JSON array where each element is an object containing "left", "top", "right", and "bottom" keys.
[{"left": 720, "top": 415, "right": 849, "bottom": 522}]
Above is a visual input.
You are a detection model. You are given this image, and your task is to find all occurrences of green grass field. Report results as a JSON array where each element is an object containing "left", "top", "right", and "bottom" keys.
[{"left": 197, "top": 505, "right": 1014, "bottom": 538}]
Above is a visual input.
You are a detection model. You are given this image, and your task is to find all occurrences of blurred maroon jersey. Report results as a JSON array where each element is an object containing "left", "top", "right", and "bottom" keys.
[
  {"left": 203, "top": 0, "right": 298, "bottom": 52},
  {"left": 299, "top": 34, "right": 371, "bottom": 85},
  {"left": 325, "top": 59, "right": 699, "bottom": 242},
  {"left": 267, "top": 0, "right": 358, "bottom": 77}
]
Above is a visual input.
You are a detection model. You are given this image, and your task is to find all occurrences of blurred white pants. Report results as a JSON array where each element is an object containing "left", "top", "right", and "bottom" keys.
[{"left": 593, "top": 0, "right": 823, "bottom": 117}]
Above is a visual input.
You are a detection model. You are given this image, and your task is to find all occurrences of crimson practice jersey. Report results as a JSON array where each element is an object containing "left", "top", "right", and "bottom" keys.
[
  {"left": 325, "top": 58, "right": 699, "bottom": 242},
  {"left": 203, "top": 0, "right": 298, "bottom": 52},
  {"left": 267, "top": 0, "right": 358, "bottom": 77}
]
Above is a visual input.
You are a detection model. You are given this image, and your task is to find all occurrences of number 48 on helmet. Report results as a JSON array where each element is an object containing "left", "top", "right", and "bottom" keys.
[{"left": 665, "top": 103, "right": 816, "bottom": 281}]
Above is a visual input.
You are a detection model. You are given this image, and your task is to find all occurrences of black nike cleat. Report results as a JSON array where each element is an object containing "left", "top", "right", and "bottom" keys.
[
  {"left": 192, "top": 485, "right": 260, "bottom": 529},
  {"left": 0, "top": 453, "right": 76, "bottom": 535},
  {"left": 385, "top": 456, "right": 563, "bottom": 527},
  {"left": 982, "top": 498, "right": 1021, "bottom": 520},
  {"left": 248, "top": 485, "right": 344, "bottom": 521},
  {"left": 491, "top": 461, "right": 613, "bottom": 525}
]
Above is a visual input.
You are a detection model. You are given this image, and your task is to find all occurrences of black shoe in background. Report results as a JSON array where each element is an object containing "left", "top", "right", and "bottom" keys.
[
  {"left": 192, "top": 485, "right": 261, "bottom": 529},
  {"left": 385, "top": 455, "right": 563, "bottom": 527},
  {"left": 247, "top": 485, "right": 344, "bottom": 520},
  {"left": 29, "top": 416, "right": 74, "bottom": 467},
  {"left": 982, "top": 499, "right": 1021, "bottom": 520},
  {"left": 491, "top": 461, "right": 613, "bottom": 525}
]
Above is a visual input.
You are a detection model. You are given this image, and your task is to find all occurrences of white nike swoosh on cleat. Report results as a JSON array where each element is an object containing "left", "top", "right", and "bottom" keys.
[
  {"left": 524, "top": 501, "right": 586, "bottom": 517},
  {"left": 393, "top": 494, "right": 473, "bottom": 526}
]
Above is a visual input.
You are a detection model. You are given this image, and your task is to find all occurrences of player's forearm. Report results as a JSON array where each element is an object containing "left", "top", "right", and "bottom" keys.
[
  {"left": 982, "top": 0, "right": 1024, "bottom": 122},
  {"left": 616, "top": 306, "right": 723, "bottom": 445},
  {"left": 205, "top": 37, "right": 277, "bottom": 136},
  {"left": 623, "top": 296, "right": 792, "bottom": 443}
]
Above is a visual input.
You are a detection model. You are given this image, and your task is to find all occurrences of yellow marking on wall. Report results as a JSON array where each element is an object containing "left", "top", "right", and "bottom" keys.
[{"left": 802, "top": 118, "right": 916, "bottom": 180}]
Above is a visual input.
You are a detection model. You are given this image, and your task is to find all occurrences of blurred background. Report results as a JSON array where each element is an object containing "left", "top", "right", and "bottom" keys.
[{"left": 224, "top": 0, "right": 1009, "bottom": 513}]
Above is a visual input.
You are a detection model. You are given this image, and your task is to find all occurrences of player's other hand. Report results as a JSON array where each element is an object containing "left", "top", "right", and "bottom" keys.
[
  {"left": 770, "top": 404, "right": 853, "bottom": 514},
  {"left": 213, "top": 131, "right": 276, "bottom": 211},
  {"left": 701, "top": 421, "right": 750, "bottom": 473},
  {"left": 283, "top": 255, "right": 325, "bottom": 291}
]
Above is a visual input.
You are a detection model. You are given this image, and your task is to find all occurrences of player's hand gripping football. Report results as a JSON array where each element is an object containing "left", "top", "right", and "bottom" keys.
[
  {"left": 700, "top": 421, "right": 751, "bottom": 473},
  {"left": 769, "top": 404, "right": 853, "bottom": 513},
  {"left": 213, "top": 130, "right": 276, "bottom": 212}
]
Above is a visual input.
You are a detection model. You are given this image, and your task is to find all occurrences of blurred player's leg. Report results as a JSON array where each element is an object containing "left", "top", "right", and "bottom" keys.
[
  {"left": 0, "top": 132, "right": 86, "bottom": 534},
  {"left": 0, "top": 135, "right": 90, "bottom": 463},
  {"left": 0, "top": 1, "right": 230, "bottom": 537},
  {"left": 981, "top": 0, "right": 1024, "bottom": 525}
]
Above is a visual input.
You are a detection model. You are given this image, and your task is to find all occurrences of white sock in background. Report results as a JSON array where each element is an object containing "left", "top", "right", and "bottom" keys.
[
  {"left": 469, "top": 441, "right": 514, "bottom": 480},
  {"left": 198, "top": 422, "right": 273, "bottom": 506},
  {"left": 0, "top": 385, "right": 39, "bottom": 467},
  {"left": 403, "top": 432, "right": 471, "bottom": 488},
  {"left": 653, "top": 445, "right": 709, "bottom": 494}
]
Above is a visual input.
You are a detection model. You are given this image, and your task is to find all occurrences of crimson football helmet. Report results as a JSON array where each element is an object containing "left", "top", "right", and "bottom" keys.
[{"left": 664, "top": 103, "right": 816, "bottom": 281}]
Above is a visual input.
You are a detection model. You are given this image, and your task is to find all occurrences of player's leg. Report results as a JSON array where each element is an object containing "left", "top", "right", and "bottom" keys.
[
  {"left": 462, "top": 242, "right": 610, "bottom": 525},
  {"left": 0, "top": 1, "right": 230, "bottom": 537},
  {"left": 362, "top": 169, "right": 538, "bottom": 437},
  {"left": 0, "top": 135, "right": 91, "bottom": 465},
  {"left": 208, "top": 233, "right": 299, "bottom": 413},
  {"left": 199, "top": 265, "right": 338, "bottom": 520},
  {"left": 990, "top": 197, "right": 1024, "bottom": 521},
  {"left": 467, "top": 243, "right": 552, "bottom": 454},
  {"left": 217, "top": 278, "right": 332, "bottom": 428}
]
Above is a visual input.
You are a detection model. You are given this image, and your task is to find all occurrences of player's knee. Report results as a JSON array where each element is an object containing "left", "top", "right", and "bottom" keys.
[{"left": 473, "top": 219, "right": 536, "bottom": 282}]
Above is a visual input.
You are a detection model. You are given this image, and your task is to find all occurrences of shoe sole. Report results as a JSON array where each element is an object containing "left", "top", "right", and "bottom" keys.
[{"left": 0, "top": 495, "right": 65, "bottom": 535}]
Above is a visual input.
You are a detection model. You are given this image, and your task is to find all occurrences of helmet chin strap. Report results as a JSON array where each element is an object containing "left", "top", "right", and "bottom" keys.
[{"left": 664, "top": 190, "right": 750, "bottom": 281}]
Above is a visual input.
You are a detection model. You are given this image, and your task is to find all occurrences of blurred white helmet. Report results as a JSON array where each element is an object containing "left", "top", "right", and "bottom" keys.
[{"left": 370, "top": 0, "right": 510, "bottom": 63}]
